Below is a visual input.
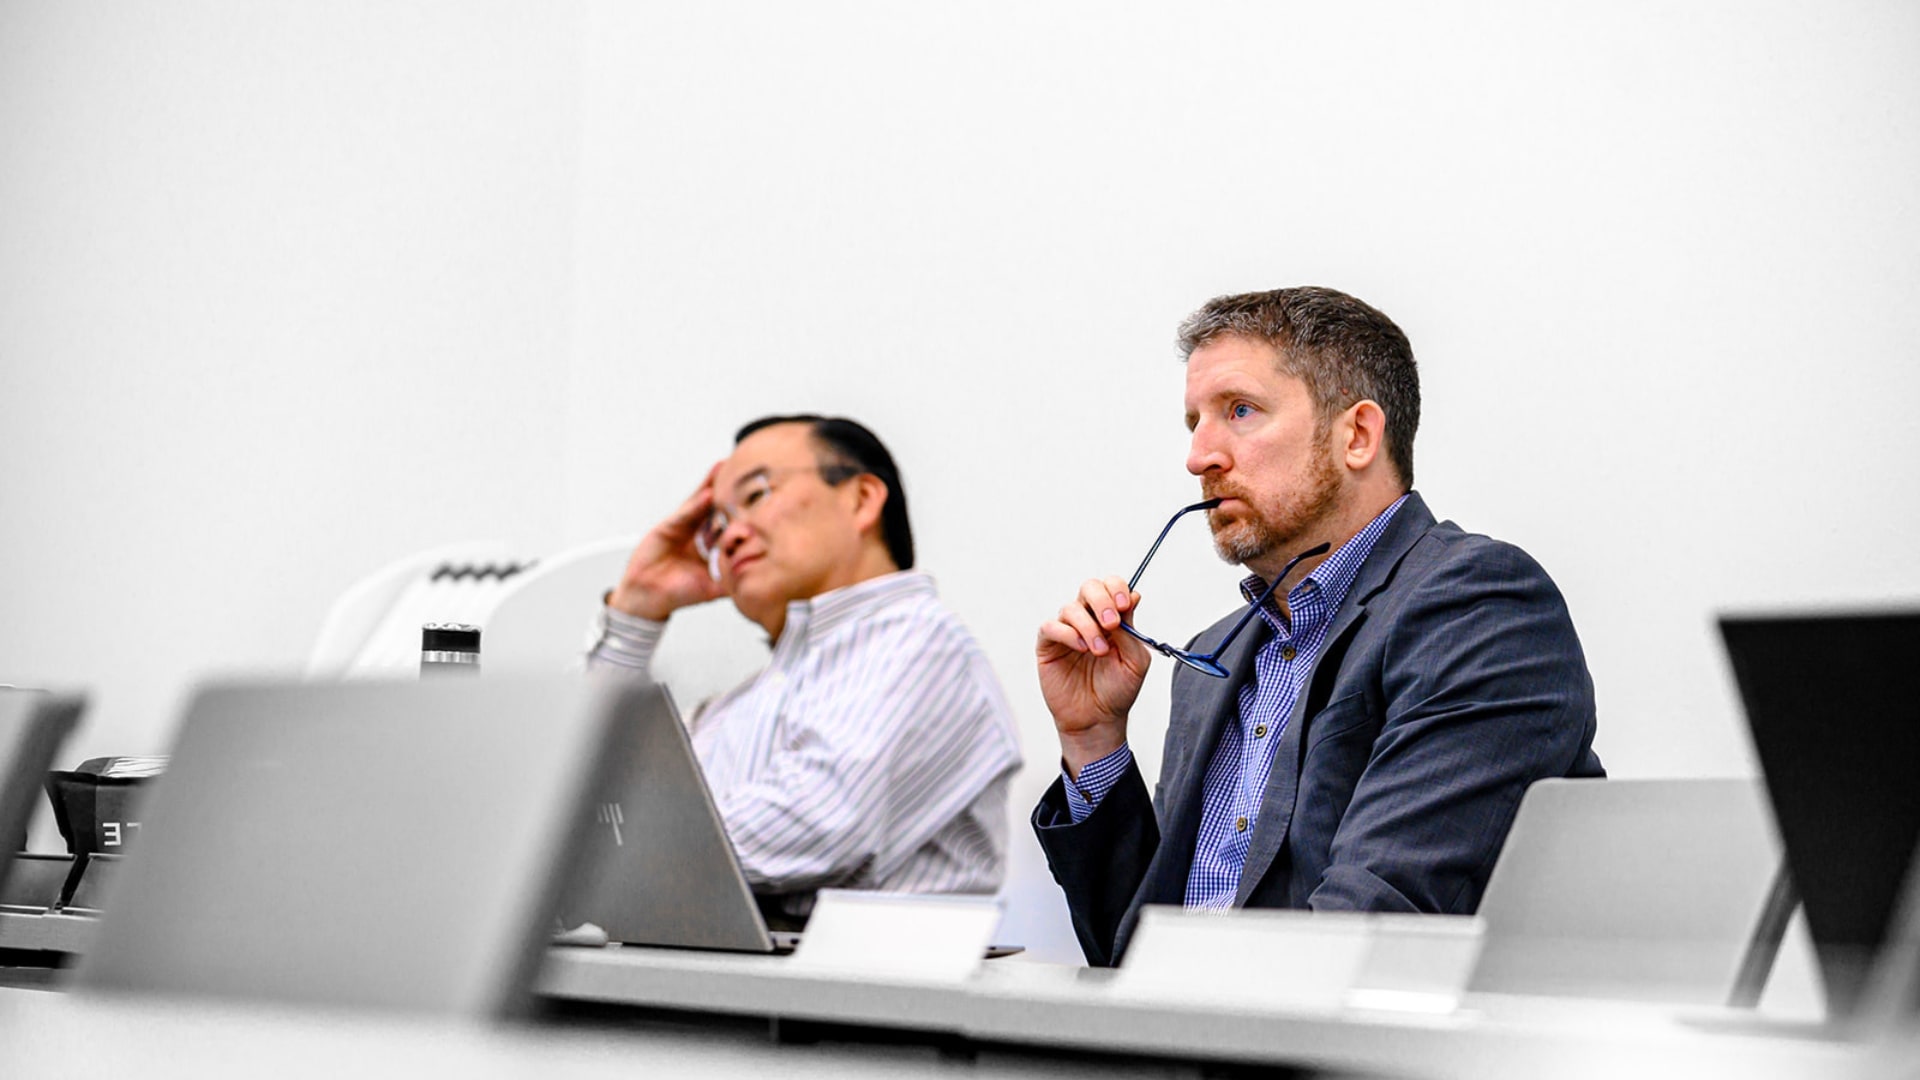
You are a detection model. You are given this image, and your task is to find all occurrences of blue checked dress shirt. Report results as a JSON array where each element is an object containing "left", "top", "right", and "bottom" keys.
[{"left": 1064, "top": 495, "right": 1408, "bottom": 909}]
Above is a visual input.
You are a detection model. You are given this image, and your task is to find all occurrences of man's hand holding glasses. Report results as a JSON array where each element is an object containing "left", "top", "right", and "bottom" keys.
[
  {"left": 1037, "top": 497, "right": 1329, "bottom": 777},
  {"left": 1036, "top": 568, "right": 1156, "bottom": 778}
]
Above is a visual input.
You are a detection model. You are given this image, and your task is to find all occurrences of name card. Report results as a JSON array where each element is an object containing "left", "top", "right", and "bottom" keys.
[
  {"left": 1113, "top": 906, "right": 1483, "bottom": 1014},
  {"left": 1348, "top": 913, "right": 1485, "bottom": 1013},
  {"left": 787, "top": 890, "right": 1003, "bottom": 983}
]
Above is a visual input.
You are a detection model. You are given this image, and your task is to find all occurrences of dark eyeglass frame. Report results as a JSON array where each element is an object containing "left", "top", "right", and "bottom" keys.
[
  {"left": 698, "top": 462, "right": 863, "bottom": 551},
  {"left": 695, "top": 462, "right": 864, "bottom": 570},
  {"left": 1115, "top": 498, "right": 1331, "bottom": 678}
]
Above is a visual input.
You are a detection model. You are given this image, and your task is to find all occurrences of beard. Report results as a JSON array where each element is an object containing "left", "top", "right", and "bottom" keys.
[{"left": 1204, "top": 439, "right": 1343, "bottom": 567}]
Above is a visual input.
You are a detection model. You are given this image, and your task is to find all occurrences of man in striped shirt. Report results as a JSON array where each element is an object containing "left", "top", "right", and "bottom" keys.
[
  {"left": 588, "top": 415, "right": 1022, "bottom": 929},
  {"left": 1034, "top": 287, "right": 1603, "bottom": 965}
]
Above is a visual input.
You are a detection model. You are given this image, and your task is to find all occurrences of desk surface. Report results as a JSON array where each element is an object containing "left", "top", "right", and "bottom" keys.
[
  {"left": 0, "top": 987, "right": 1109, "bottom": 1080},
  {"left": 3, "top": 912, "right": 1900, "bottom": 1079},
  {"left": 534, "top": 946, "right": 1880, "bottom": 1080}
]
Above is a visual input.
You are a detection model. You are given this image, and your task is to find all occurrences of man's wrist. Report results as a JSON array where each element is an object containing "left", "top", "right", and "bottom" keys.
[
  {"left": 1061, "top": 742, "right": 1133, "bottom": 823},
  {"left": 606, "top": 585, "right": 675, "bottom": 622},
  {"left": 590, "top": 598, "right": 667, "bottom": 673},
  {"left": 1059, "top": 726, "right": 1128, "bottom": 780}
]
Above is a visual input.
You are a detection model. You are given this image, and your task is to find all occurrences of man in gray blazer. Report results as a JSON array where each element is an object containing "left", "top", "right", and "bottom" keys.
[{"left": 1033, "top": 286, "right": 1603, "bottom": 967}]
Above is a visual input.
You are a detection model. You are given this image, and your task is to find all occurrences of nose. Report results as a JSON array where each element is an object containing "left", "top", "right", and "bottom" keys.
[
  {"left": 717, "top": 514, "right": 753, "bottom": 557},
  {"left": 1186, "top": 420, "right": 1229, "bottom": 477}
]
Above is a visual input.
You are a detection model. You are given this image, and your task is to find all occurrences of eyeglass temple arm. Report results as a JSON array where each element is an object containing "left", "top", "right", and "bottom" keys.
[
  {"left": 1126, "top": 498, "right": 1222, "bottom": 591},
  {"left": 1204, "top": 541, "right": 1333, "bottom": 657}
]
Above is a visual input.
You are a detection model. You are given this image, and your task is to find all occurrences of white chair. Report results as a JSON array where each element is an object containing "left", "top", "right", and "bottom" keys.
[
  {"left": 306, "top": 538, "right": 642, "bottom": 679},
  {"left": 306, "top": 541, "right": 521, "bottom": 678},
  {"left": 481, "top": 537, "right": 635, "bottom": 673}
]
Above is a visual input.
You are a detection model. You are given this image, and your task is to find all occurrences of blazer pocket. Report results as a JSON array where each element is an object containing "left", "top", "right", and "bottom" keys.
[
  {"left": 1304, "top": 693, "right": 1374, "bottom": 743},
  {"left": 1300, "top": 694, "right": 1377, "bottom": 823}
]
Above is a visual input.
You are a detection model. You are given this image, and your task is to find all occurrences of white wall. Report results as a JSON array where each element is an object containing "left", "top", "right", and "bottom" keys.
[
  {"left": 0, "top": 1, "right": 583, "bottom": 762},
  {"left": 562, "top": 1, "right": 1920, "bottom": 955},
  {"left": 4, "top": 2, "right": 1918, "bottom": 960}
]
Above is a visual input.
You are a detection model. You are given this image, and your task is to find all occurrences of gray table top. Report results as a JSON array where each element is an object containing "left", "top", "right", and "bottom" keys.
[
  {"left": 533, "top": 944, "right": 1880, "bottom": 1080},
  {"left": 5, "top": 910, "right": 1897, "bottom": 1079}
]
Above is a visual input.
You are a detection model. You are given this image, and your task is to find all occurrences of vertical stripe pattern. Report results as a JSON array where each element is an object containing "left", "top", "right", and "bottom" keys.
[{"left": 588, "top": 571, "right": 1023, "bottom": 900}]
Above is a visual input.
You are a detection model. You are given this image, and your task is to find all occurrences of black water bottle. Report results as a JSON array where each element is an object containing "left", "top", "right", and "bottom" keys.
[{"left": 420, "top": 623, "right": 481, "bottom": 676}]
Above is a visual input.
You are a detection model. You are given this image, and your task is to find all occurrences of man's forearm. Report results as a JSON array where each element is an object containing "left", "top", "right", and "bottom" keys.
[{"left": 586, "top": 603, "right": 666, "bottom": 674}]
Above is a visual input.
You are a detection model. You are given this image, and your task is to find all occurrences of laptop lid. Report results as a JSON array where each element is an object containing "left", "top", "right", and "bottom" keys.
[
  {"left": 1468, "top": 777, "right": 1779, "bottom": 1004},
  {"left": 1719, "top": 609, "right": 1920, "bottom": 1022},
  {"left": 76, "top": 676, "right": 641, "bottom": 1018},
  {"left": 0, "top": 688, "right": 83, "bottom": 894},
  {"left": 559, "top": 682, "right": 775, "bottom": 953}
]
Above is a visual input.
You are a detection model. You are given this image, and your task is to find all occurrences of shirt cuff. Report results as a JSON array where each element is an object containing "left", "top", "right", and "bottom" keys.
[
  {"left": 587, "top": 603, "right": 666, "bottom": 672},
  {"left": 1062, "top": 744, "right": 1134, "bottom": 823}
]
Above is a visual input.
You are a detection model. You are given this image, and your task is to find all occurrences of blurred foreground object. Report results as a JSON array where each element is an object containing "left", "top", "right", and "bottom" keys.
[{"left": 76, "top": 676, "right": 643, "bottom": 1019}]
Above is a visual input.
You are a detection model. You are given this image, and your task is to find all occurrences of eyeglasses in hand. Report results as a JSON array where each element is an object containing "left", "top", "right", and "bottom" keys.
[{"left": 1115, "top": 498, "right": 1330, "bottom": 678}]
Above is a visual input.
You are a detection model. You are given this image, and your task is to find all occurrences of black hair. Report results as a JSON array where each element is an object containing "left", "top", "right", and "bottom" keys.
[{"left": 733, "top": 414, "right": 915, "bottom": 570}]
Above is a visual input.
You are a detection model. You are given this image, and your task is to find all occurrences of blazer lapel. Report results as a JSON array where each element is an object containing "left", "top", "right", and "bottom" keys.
[
  {"left": 1232, "top": 493, "right": 1438, "bottom": 906},
  {"left": 1153, "top": 615, "right": 1270, "bottom": 899}
]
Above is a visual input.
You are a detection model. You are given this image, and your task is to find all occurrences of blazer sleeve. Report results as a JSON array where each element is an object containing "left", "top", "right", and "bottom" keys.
[
  {"left": 1307, "top": 537, "right": 1601, "bottom": 915},
  {"left": 1031, "top": 757, "right": 1160, "bottom": 967}
]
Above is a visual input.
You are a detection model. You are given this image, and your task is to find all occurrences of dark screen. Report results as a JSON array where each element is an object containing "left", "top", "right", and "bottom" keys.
[{"left": 1720, "top": 611, "right": 1920, "bottom": 1017}]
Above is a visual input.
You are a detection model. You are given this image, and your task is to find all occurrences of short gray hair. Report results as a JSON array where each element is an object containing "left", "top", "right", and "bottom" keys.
[{"left": 1177, "top": 286, "right": 1420, "bottom": 487}]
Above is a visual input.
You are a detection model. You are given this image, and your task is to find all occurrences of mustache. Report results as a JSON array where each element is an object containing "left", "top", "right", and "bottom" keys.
[{"left": 1200, "top": 482, "right": 1254, "bottom": 504}]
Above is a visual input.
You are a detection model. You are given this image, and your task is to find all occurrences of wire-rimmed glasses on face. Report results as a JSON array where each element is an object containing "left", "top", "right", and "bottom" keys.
[
  {"left": 694, "top": 463, "right": 862, "bottom": 564},
  {"left": 1114, "top": 498, "right": 1331, "bottom": 678}
]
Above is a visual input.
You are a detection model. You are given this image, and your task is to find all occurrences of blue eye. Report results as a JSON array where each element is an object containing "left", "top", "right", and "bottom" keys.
[{"left": 1230, "top": 402, "right": 1254, "bottom": 419}]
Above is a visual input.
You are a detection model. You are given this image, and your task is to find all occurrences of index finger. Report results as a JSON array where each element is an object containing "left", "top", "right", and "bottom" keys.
[
  {"left": 661, "top": 462, "right": 723, "bottom": 532},
  {"left": 1079, "top": 576, "right": 1142, "bottom": 632}
]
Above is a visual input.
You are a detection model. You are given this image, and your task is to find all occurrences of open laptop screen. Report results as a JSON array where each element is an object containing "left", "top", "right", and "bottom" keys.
[
  {"left": 0, "top": 689, "right": 83, "bottom": 895},
  {"left": 558, "top": 682, "right": 776, "bottom": 953},
  {"left": 1720, "top": 610, "right": 1920, "bottom": 1018}
]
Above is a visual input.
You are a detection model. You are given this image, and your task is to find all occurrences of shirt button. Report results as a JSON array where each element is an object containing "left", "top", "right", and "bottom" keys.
[
  {"left": 1281, "top": 646, "right": 1297, "bottom": 661},
  {"left": 1254, "top": 724, "right": 1268, "bottom": 738},
  {"left": 1235, "top": 816, "right": 1249, "bottom": 833}
]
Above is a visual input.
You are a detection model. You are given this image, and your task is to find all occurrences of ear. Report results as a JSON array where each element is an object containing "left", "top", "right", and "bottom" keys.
[
  {"left": 1338, "top": 400, "right": 1387, "bottom": 472},
  {"left": 848, "top": 473, "right": 889, "bottom": 535}
]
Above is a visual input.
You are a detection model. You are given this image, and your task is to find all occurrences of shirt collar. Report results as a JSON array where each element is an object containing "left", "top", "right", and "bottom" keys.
[
  {"left": 1239, "top": 493, "right": 1411, "bottom": 628},
  {"left": 782, "top": 569, "right": 937, "bottom": 645}
]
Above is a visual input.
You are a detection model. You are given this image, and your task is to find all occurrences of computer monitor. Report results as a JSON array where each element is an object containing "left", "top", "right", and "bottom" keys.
[{"left": 1720, "top": 609, "right": 1920, "bottom": 1021}]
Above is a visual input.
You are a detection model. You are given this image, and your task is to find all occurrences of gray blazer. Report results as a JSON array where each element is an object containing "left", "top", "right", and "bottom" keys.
[{"left": 1033, "top": 492, "right": 1603, "bottom": 966}]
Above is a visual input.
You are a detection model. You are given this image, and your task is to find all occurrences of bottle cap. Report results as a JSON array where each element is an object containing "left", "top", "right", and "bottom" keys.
[{"left": 421, "top": 623, "right": 482, "bottom": 654}]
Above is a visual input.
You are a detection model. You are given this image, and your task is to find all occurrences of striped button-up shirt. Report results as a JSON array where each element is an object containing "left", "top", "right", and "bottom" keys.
[
  {"left": 1066, "top": 496, "right": 1408, "bottom": 909},
  {"left": 588, "top": 570, "right": 1023, "bottom": 904}
]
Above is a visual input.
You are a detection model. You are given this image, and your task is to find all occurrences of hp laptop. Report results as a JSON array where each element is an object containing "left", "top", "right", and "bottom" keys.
[
  {"left": 0, "top": 688, "right": 84, "bottom": 899},
  {"left": 1714, "top": 609, "right": 1920, "bottom": 1036},
  {"left": 1468, "top": 777, "right": 1780, "bottom": 1004},
  {"left": 76, "top": 676, "right": 644, "bottom": 1018},
  {"left": 559, "top": 682, "right": 784, "bottom": 952}
]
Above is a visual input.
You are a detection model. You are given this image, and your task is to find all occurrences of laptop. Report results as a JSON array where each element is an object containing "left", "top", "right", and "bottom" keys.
[
  {"left": 1468, "top": 777, "right": 1781, "bottom": 1005},
  {"left": 1713, "top": 609, "right": 1920, "bottom": 1036},
  {"left": 0, "top": 688, "right": 84, "bottom": 899},
  {"left": 558, "top": 683, "right": 1024, "bottom": 962},
  {"left": 76, "top": 676, "right": 644, "bottom": 1018},
  {"left": 558, "top": 682, "right": 784, "bottom": 953}
]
